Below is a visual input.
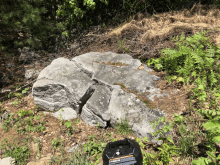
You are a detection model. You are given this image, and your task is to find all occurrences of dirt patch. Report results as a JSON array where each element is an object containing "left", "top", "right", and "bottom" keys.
[{"left": 0, "top": 94, "right": 138, "bottom": 162}]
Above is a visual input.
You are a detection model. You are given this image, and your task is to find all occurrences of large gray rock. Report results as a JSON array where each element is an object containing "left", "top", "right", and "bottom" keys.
[
  {"left": 33, "top": 57, "right": 95, "bottom": 114},
  {"left": 32, "top": 52, "right": 169, "bottom": 142}
]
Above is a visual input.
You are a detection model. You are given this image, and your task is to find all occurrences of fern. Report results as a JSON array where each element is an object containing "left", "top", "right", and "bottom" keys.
[
  {"left": 203, "top": 120, "right": 220, "bottom": 143},
  {"left": 200, "top": 109, "right": 220, "bottom": 118},
  {"left": 214, "top": 92, "right": 220, "bottom": 102},
  {"left": 192, "top": 156, "right": 220, "bottom": 165},
  {"left": 146, "top": 28, "right": 220, "bottom": 165}
]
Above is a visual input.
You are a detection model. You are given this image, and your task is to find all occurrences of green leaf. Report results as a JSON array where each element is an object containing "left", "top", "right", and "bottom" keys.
[
  {"left": 167, "top": 135, "right": 174, "bottom": 145},
  {"left": 177, "top": 77, "right": 185, "bottom": 83},
  {"left": 28, "top": 110, "right": 33, "bottom": 115},
  {"left": 155, "top": 64, "right": 163, "bottom": 70},
  {"left": 192, "top": 157, "right": 211, "bottom": 165},
  {"left": 35, "top": 115, "right": 41, "bottom": 120},
  {"left": 171, "top": 76, "right": 177, "bottom": 80},
  {"left": 212, "top": 136, "right": 220, "bottom": 143},
  {"left": 22, "top": 88, "right": 29, "bottom": 94},
  {"left": 64, "top": 121, "right": 72, "bottom": 128},
  {"left": 40, "top": 127, "right": 45, "bottom": 132},
  {"left": 88, "top": 145, "right": 91, "bottom": 152},
  {"left": 18, "top": 109, "right": 28, "bottom": 117},
  {"left": 214, "top": 93, "right": 220, "bottom": 101},
  {"left": 206, "top": 151, "right": 216, "bottom": 160},
  {"left": 203, "top": 120, "right": 220, "bottom": 132},
  {"left": 217, "top": 154, "right": 220, "bottom": 160},
  {"left": 174, "top": 113, "right": 183, "bottom": 123}
]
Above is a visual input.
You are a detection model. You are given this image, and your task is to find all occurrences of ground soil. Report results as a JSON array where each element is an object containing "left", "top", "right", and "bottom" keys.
[{"left": 1, "top": 3, "right": 220, "bottom": 164}]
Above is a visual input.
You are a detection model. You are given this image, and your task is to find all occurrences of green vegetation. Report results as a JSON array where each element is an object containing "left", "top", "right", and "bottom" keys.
[
  {"left": 114, "top": 118, "right": 133, "bottom": 136},
  {"left": 107, "top": 29, "right": 220, "bottom": 164},
  {"left": 146, "top": 29, "right": 220, "bottom": 164},
  {"left": 1, "top": 1, "right": 220, "bottom": 164},
  {"left": 0, "top": 0, "right": 141, "bottom": 54},
  {"left": 4, "top": 0, "right": 218, "bottom": 55},
  {"left": 11, "top": 88, "right": 29, "bottom": 106},
  {"left": 117, "top": 38, "right": 130, "bottom": 53},
  {"left": 0, "top": 139, "right": 30, "bottom": 165},
  {"left": 0, "top": 0, "right": 67, "bottom": 54}
]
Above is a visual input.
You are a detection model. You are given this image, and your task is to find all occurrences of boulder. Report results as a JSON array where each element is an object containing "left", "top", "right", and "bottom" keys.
[{"left": 32, "top": 52, "right": 169, "bottom": 142}]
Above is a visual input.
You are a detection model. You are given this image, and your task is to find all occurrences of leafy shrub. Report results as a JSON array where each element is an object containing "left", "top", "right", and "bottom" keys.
[
  {"left": 147, "top": 30, "right": 220, "bottom": 102},
  {"left": 0, "top": 0, "right": 65, "bottom": 53}
]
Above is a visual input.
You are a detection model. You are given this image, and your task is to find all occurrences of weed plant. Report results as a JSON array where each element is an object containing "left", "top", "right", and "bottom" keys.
[
  {"left": 114, "top": 118, "right": 134, "bottom": 136},
  {"left": 117, "top": 38, "right": 130, "bottom": 53}
]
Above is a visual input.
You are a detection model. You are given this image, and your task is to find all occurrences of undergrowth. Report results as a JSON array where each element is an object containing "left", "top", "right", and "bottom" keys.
[
  {"left": 147, "top": 29, "right": 220, "bottom": 164},
  {"left": 1, "top": 29, "right": 220, "bottom": 164}
]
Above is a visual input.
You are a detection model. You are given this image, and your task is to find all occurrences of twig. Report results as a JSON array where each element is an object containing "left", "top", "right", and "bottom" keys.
[
  {"left": 14, "top": 79, "right": 37, "bottom": 92},
  {"left": 0, "top": 78, "right": 37, "bottom": 101}
]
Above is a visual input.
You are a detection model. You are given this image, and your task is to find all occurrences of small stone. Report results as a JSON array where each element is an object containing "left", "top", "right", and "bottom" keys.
[
  {"left": 0, "top": 89, "right": 11, "bottom": 93},
  {"left": 67, "top": 144, "right": 79, "bottom": 153},
  {"left": 25, "top": 69, "right": 40, "bottom": 79},
  {"left": 157, "top": 140, "right": 163, "bottom": 146}
]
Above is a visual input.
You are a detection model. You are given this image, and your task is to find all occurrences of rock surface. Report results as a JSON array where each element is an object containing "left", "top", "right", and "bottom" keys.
[
  {"left": 0, "top": 157, "right": 15, "bottom": 165},
  {"left": 25, "top": 69, "right": 41, "bottom": 80},
  {"left": 32, "top": 52, "right": 170, "bottom": 142}
]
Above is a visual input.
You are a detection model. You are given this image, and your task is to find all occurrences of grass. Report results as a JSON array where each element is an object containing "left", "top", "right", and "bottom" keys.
[
  {"left": 114, "top": 118, "right": 134, "bottom": 136},
  {"left": 117, "top": 38, "right": 130, "bottom": 53}
]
